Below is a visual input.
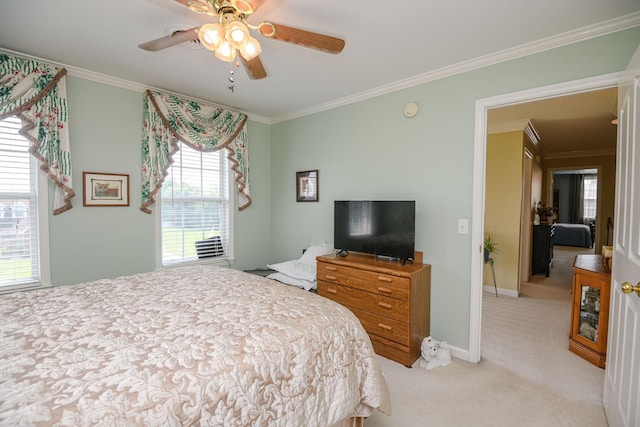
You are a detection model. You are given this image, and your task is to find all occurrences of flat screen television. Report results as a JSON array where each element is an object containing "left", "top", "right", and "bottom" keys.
[{"left": 334, "top": 200, "right": 415, "bottom": 262}]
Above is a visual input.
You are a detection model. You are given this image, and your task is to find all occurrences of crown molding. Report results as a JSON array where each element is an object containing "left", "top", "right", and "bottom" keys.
[
  {"left": 544, "top": 148, "right": 616, "bottom": 159},
  {"left": 524, "top": 120, "right": 541, "bottom": 146},
  {"left": 3, "top": 11, "right": 639, "bottom": 126},
  {"left": 271, "top": 12, "right": 640, "bottom": 124},
  {"left": 0, "top": 47, "right": 272, "bottom": 125}
]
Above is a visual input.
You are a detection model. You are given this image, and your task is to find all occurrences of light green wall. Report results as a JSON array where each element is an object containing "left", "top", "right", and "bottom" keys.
[
  {"left": 232, "top": 120, "right": 272, "bottom": 271},
  {"left": 49, "top": 77, "right": 154, "bottom": 285},
  {"left": 269, "top": 28, "right": 640, "bottom": 350},
  {"left": 45, "top": 27, "right": 640, "bottom": 351},
  {"left": 49, "top": 76, "right": 272, "bottom": 285},
  {"left": 485, "top": 132, "right": 523, "bottom": 293}
]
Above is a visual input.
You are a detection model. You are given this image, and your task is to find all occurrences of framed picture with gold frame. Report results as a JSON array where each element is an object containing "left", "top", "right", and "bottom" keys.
[{"left": 296, "top": 170, "right": 318, "bottom": 202}]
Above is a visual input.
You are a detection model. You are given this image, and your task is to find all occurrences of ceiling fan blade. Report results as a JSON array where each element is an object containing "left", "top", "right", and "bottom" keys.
[
  {"left": 240, "top": 55, "right": 267, "bottom": 80},
  {"left": 174, "top": 0, "right": 194, "bottom": 7},
  {"left": 138, "top": 27, "right": 200, "bottom": 51},
  {"left": 259, "top": 23, "right": 345, "bottom": 54},
  {"left": 249, "top": 0, "right": 266, "bottom": 12}
]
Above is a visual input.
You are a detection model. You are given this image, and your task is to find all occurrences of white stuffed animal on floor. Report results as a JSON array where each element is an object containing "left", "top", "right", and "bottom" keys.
[{"left": 419, "top": 336, "right": 452, "bottom": 370}]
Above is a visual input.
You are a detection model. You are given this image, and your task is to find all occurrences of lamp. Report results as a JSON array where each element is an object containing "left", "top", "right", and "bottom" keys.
[
  {"left": 196, "top": 7, "right": 262, "bottom": 63},
  {"left": 198, "top": 23, "right": 224, "bottom": 51}
]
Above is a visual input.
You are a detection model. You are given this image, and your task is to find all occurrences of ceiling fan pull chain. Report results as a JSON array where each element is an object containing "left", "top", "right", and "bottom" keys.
[{"left": 228, "top": 69, "right": 235, "bottom": 92}]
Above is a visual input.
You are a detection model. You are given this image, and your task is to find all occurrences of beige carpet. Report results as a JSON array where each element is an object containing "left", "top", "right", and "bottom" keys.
[
  {"left": 364, "top": 245, "right": 608, "bottom": 426},
  {"left": 481, "top": 245, "right": 604, "bottom": 403}
]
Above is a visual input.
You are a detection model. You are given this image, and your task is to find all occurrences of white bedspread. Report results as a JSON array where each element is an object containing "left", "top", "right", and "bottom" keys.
[{"left": 0, "top": 265, "right": 390, "bottom": 426}]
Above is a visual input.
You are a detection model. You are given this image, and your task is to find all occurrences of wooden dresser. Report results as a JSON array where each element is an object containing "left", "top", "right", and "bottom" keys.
[
  {"left": 532, "top": 224, "right": 554, "bottom": 276},
  {"left": 316, "top": 252, "right": 431, "bottom": 367}
]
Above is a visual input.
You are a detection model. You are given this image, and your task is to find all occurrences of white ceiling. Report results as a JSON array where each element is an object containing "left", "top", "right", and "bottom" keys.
[{"left": 1, "top": 0, "right": 639, "bottom": 126}]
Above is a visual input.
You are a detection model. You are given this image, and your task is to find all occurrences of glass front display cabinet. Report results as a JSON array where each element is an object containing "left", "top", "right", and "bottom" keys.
[{"left": 569, "top": 254, "right": 611, "bottom": 368}]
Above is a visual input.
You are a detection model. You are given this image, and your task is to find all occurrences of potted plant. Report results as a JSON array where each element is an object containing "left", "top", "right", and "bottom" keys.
[{"left": 484, "top": 235, "right": 498, "bottom": 264}]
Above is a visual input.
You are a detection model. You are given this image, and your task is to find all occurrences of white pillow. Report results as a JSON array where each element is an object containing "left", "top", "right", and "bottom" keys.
[
  {"left": 267, "top": 272, "right": 317, "bottom": 291},
  {"left": 267, "top": 260, "right": 316, "bottom": 281},
  {"left": 298, "top": 243, "right": 334, "bottom": 265}
]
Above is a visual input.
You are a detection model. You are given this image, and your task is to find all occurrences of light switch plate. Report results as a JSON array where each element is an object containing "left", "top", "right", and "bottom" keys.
[{"left": 458, "top": 219, "right": 469, "bottom": 234}]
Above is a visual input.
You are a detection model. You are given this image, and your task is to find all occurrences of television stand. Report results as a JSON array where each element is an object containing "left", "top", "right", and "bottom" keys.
[
  {"left": 336, "top": 249, "right": 349, "bottom": 257},
  {"left": 316, "top": 252, "right": 431, "bottom": 367}
]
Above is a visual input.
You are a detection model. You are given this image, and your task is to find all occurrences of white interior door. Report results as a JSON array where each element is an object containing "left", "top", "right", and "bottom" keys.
[{"left": 603, "top": 45, "right": 640, "bottom": 427}]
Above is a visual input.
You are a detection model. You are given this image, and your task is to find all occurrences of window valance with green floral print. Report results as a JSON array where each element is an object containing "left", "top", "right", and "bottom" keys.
[
  {"left": 0, "top": 53, "right": 74, "bottom": 215},
  {"left": 141, "top": 90, "right": 251, "bottom": 213}
]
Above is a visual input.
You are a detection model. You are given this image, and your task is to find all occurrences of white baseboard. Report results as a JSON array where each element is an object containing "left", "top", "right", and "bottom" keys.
[{"left": 448, "top": 344, "right": 471, "bottom": 362}]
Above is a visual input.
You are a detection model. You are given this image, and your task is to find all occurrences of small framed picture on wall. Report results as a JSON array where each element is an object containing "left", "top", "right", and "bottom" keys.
[
  {"left": 83, "top": 172, "right": 130, "bottom": 207},
  {"left": 296, "top": 170, "right": 318, "bottom": 202}
]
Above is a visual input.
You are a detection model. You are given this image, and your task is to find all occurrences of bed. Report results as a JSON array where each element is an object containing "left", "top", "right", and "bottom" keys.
[
  {"left": 0, "top": 264, "right": 391, "bottom": 426},
  {"left": 553, "top": 222, "right": 593, "bottom": 248}
]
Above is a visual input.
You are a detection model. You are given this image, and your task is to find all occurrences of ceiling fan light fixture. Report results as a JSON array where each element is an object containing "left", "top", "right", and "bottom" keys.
[
  {"left": 187, "top": 1, "right": 211, "bottom": 14},
  {"left": 226, "top": 21, "right": 249, "bottom": 49},
  {"left": 240, "top": 36, "right": 261, "bottom": 60},
  {"left": 229, "top": 0, "right": 254, "bottom": 15},
  {"left": 215, "top": 40, "right": 237, "bottom": 62},
  {"left": 199, "top": 23, "right": 225, "bottom": 51}
]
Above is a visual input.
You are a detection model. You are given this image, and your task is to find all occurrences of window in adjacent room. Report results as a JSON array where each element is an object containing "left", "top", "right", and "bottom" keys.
[
  {"left": 583, "top": 174, "right": 598, "bottom": 220},
  {"left": 0, "top": 117, "right": 50, "bottom": 292},
  {"left": 160, "top": 141, "right": 231, "bottom": 265}
]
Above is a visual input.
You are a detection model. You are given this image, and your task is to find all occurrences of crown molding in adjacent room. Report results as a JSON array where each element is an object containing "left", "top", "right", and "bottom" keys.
[{"left": 544, "top": 148, "right": 616, "bottom": 160}]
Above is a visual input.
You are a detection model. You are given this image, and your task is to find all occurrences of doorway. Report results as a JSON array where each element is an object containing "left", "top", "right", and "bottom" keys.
[
  {"left": 473, "top": 76, "right": 618, "bottom": 401},
  {"left": 468, "top": 72, "right": 621, "bottom": 362}
]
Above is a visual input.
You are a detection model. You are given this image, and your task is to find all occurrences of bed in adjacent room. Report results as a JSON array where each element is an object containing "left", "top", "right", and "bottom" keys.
[
  {"left": 0, "top": 264, "right": 390, "bottom": 426},
  {"left": 553, "top": 222, "right": 593, "bottom": 248}
]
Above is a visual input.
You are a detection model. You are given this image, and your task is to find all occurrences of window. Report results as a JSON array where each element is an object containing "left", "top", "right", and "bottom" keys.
[
  {"left": 583, "top": 174, "right": 597, "bottom": 220},
  {"left": 0, "top": 117, "right": 49, "bottom": 292},
  {"left": 160, "top": 142, "right": 231, "bottom": 265}
]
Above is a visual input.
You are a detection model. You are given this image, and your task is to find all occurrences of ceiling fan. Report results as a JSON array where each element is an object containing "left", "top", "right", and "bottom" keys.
[{"left": 139, "top": 0, "right": 345, "bottom": 80}]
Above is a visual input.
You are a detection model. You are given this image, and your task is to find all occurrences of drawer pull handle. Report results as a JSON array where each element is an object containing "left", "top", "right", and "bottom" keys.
[
  {"left": 325, "top": 266, "right": 337, "bottom": 271},
  {"left": 378, "top": 302, "right": 392, "bottom": 309},
  {"left": 326, "top": 287, "right": 338, "bottom": 294},
  {"left": 378, "top": 323, "right": 392, "bottom": 331},
  {"left": 377, "top": 286, "right": 392, "bottom": 294},
  {"left": 377, "top": 276, "right": 392, "bottom": 283},
  {"left": 325, "top": 275, "right": 337, "bottom": 281}
]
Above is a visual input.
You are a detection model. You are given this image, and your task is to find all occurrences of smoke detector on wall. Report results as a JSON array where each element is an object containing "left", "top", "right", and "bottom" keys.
[{"left": 404, "top": 102, "right": 418, "bottom": 118}]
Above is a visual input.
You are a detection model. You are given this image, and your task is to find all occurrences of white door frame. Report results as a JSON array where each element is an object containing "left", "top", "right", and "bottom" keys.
[{"left": 468, "top": 72, "right": 623, "bottom": 363}]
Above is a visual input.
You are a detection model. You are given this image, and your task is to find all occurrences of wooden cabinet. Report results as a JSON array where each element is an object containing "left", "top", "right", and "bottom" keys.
[
  {"left": 569, "top": 254, "right": 611, "bottom": 368},
  {"left": 316, "top": 252, "right": 430, "bottom": 367},
  {"left": 532, "top": 224, "right": 554, "bottom": 276}
]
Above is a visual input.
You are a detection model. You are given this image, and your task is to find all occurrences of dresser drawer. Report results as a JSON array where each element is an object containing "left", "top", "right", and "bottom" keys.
[
  {"left": 318, "top": 281, "right": 409, "bottom": 323},
  {"left": 348, "top": 306, "right": 409, "bottom": 347},
  {"left": 317, "top": 262, "right": 410, "bottom": 300}
]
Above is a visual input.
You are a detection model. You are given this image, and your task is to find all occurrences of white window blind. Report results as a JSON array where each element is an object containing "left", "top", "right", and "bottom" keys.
[
  {"left": 0, "top": 117, "right": 41, "bottom": 289},
  {"left": 160, "top": 142, "right": 230, "bottom": 265},
  {"left": 583, "top": 174, "right": 598, "bottom": 220}
]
